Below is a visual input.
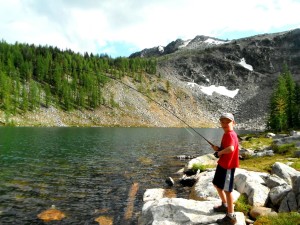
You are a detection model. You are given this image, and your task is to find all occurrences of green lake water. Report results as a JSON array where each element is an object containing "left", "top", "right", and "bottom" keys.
[{"left": 0, "top": 127, "right": 249, "bottom": 224}]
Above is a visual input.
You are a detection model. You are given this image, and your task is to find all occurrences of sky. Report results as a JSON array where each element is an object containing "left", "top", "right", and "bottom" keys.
[{"left": 1, "top": 0, "right": 300, "bottom": 58}]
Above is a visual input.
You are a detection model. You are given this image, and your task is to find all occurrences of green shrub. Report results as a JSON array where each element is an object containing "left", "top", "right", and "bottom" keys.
[
  {"left": 235, "top": 194, "right": 251, "bottom": 215},
  {"left": 272, "top": 143, "right": 297, "bottom": 155},
  {"left": 191, "top": 163, "right": 211, "bottom": 172},
  {"left": 292, "top": 162, "right": 300, "bottom": 170}
]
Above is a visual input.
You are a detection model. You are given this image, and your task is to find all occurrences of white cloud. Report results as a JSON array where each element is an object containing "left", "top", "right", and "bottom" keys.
[{"left": 0, "top": 0, "right": 299, "bottom": 57}]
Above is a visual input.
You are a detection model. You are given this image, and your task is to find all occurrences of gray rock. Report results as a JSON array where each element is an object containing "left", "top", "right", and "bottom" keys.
[
  {"left": 278, "top": 191, "right": 298, "bottom": 212},
  {"left": 191, "top": 170, "right": 240, "bottom": 202},
  {"left": 143, "top": 188, "right": 165, "bottom": 202},
  {"left": 186, "top": 154, "right": 218, "bottom": 170},
  {"left": 138, "top": 198, "right": 246, "bottom": 225},
  {"left": 265, "top": 174, "right": 288, "bottom": 189},
  {"left": 269, "top": 184, "right": 292, "bottom": 206},
  {"left": 234, "top": 169, "right": 269, "bottom": 206},
  {"left": 271, "top": 162, "right": 300, "bottom": 185}
]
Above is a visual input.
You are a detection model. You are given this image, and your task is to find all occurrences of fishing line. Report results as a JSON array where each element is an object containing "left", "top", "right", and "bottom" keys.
[{"left": 77, "top": 68, "right": 215, "bottom": 147}]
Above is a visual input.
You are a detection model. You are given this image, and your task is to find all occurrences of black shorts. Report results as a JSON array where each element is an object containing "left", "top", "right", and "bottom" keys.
[{"left": 212, "top": 164, "right": 236, "bottom": 192}]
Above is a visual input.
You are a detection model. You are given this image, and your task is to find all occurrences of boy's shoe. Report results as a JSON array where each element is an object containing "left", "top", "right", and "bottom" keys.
[
  {"left": 216, "top": 213, "right": 237, "bottom": 225},
  {"left": 213, "top": 204, "right": 227, "bottom": 213}
]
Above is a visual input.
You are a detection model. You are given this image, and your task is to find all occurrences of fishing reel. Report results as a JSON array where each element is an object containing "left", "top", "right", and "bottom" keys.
[{"left": 213, "top": 151, "right": 219, "bottom": 158}]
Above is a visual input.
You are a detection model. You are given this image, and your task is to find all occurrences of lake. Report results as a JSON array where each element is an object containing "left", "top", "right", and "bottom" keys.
[{"left": 0, "top": 127, "right": 250, "bottom": 224}]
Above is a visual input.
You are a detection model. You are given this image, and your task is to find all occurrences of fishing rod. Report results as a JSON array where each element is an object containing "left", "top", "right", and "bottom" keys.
[{"left": 79, "top": 68, "right": 216, "bottom": 147}]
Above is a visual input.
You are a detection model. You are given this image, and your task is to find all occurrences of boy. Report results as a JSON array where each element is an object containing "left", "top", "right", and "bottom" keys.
[{"left": 212, "top": 113, "right": 239, "bottom": 225}]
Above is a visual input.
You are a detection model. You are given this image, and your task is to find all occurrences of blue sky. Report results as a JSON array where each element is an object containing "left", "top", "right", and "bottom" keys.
[{"left": 0, "top": 0, "right": 299, "bottom": 58}]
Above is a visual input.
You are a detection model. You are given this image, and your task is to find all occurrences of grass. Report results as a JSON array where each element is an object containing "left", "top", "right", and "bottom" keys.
[
  {"left": 191, "top": 163, "right": 214, "bottom": 172},
  {"left": 235, "top": 193, "right": 252, "bottom": 215},
  {"left": 240, "top": 135, "right": 273, "bottom": 150},
  {"left": 254, "top": 212, "right": 300, "bottom": 225},
  {"left": 272, "top": 143, "right": 297, "bottom": 155},
  {"left": 239, "top": 134, "right": 300, "bottom": 172}
]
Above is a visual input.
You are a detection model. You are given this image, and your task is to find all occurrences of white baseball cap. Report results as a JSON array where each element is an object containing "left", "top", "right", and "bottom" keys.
[{"left": 220, "top": 113, "right": 234, "bottom": 121}]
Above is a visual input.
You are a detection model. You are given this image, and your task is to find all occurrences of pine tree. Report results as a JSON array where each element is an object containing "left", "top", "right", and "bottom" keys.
[
  {"left": 267, "top": 75, "right": 288, "bottom": 131},
  {"left": 294, "top": 83, "right": 300, "bottom": 127},
  {"left": 282, "top": 65, "right": 296, "bottom": 128},
  {"left": 267, "top": 65, "right": 299, "bottom": 131}
]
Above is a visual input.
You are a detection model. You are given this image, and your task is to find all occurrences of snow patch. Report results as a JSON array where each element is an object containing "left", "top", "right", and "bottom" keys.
[
  {"left": 239, "top": 58, "right": 253, "bottom": 71},
  {"left": 158, "top": 46, "right": 164, "bottom": 53},
  {"left": 205, "top": 38, "right": 227, "bottom": 45},
  {"left": 178, "top": 40, "right": 192, "bottom": 49},
  {"left": 187, "top": 82, "right": 239, "bottom": 98}
]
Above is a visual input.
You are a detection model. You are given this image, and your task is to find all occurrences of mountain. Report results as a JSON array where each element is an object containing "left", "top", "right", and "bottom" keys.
[
  {"left": 1, "top": 29, "right": 299, "bottom": 129},
  {"left": 130, "top": 29, "right": 300, "bottom": 130}
]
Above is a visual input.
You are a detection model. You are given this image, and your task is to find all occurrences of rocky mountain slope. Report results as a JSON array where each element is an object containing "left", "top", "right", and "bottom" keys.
[
  {"left": 2, "top": 29, "right": 299, "bottom": 130},
  {"left": 131, "top": 28, "right": 300, "bottom": 130}
]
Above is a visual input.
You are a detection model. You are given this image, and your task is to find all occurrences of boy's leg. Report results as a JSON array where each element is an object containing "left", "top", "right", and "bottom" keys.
[
  {"left": 213, "top": 185, "right": 228, "bottom": 212},
  {"left": 225, "top": 190, "right": 234, "bottom": 213},
  {"left": 214, "top": 185, "right": 227, "bottom": 204}
]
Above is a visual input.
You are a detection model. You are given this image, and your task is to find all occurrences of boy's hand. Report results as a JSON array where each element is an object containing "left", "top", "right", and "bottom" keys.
[
  {"left": 212, "top": 145, "right": 220, "bottom": 158},
  {"left": 213, "top": 151, "right": 219, "bottom": 158},
  {"left": 212, "top": 145, "right": 220, "bottom": 151}
]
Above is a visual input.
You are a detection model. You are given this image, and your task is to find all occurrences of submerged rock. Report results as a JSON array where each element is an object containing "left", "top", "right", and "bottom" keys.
[{"left": 37, "top": 205, "right": 66, "bottom": 222}]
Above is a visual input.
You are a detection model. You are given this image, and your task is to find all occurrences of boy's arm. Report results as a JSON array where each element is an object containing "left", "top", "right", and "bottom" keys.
[{"left": 216, "top": 145, "right": 234, "bottom": 157}]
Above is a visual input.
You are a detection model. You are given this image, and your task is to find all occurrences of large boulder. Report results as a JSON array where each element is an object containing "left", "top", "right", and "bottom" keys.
[
  {"left": 186, "top": 154, "right": 218, "bottom": 170},
  {"left": 271, "top": 162, "right": 300, "bottom": 185},
  {"left": 138, "top": 198, "right": 246, "bottom": 225},
  {"left": 278, "top": 191, "right": 298, "bottom": 212},
  {"left": 190, "top": 170, "right": 240, "bottom": 202},
  {"left": 234, "top": 169, "right": 270, "bottom": 206},
  {"left": 269, "top": 184, "right": 292, "bottom": 206},
  {"left": 265, "top": 174, "right": 288, "bottom": 189}
]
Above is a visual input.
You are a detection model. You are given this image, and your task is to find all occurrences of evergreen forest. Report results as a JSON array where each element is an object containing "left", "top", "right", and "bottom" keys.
[{"left": 0, "top": 40, "right": 157, "bottom": 114}]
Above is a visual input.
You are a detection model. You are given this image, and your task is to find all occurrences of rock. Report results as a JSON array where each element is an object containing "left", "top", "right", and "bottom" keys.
[
  {"left": 234, "top": 169, "right": 269, "bottom": 206},
  {"left": 252, "top": 150, "right": 274, "bottom": 157},
  {"left": 269, "top": 184, "right": 292, "bottom": 206},
  {"left": 239, "top": 148, "right": 254, "bottom": 158},
  {"left": 186, "top": 154, "right": 218, "bottom": 170},
  {"left": 290, "top": 130, "right": 300, "bottom": 136},
  {"left": 37, "top": 206, "right": 66, "bottom": 222},
  {"left": 165, "top": 177, "right": 175, "bottom": 186},
  {"left": 265, "top": 174, "right": 288, "bottom": 189},
  {"left": 95, "top": 216, "right": 113, "bottom": 225},
  {"left": 190, "top": 170, "right": 240, "bottom": 201},
  {"left": 292, "top": 176, "right": 300, "bottom": 195},
  {"left": 266, "top": 133, "right": 276, "bottom": 138},
  {"left": 179, "top": 172, "right": 200, "bottom": 187},
  {"left": 138, "top": 198, "right": 246, "bottom": 225},
  {"left": 143, "top": 188, "right": 165, "bottom": 202},
  {"left": 249, "top": 206, "right": 277, "bottom": 219},
  {"left": 176, "top": 155, "right": 197, "bottom": 160},
  {"left": 141, "top": 161, "right": 300, "bottom": 225},
  {"left": 271, "top": 162, "right": 300, "bottom": 185},
  {"left": 278, "top": 191, "right": 298, "bottom": 212}
]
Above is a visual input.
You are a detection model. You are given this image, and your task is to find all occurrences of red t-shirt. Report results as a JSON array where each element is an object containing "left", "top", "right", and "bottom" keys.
[{"left": 218, "top": 130, "right": 239, "bottom": 169}]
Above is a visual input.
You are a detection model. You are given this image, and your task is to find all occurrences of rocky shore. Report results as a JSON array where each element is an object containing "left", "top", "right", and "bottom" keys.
[{"left": 138, "top": 133, "right": 300, "bottom": 225}]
